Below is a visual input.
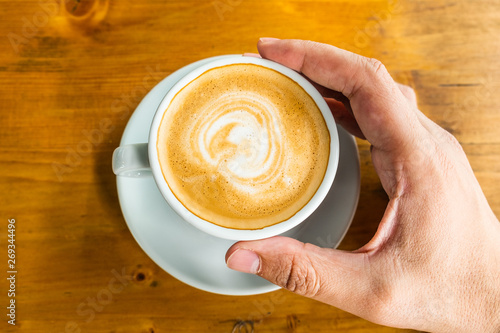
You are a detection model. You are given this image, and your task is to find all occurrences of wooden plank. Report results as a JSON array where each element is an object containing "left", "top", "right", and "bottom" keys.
[{"left": 1, "top": 0, "right": 499, "bottom": 332}]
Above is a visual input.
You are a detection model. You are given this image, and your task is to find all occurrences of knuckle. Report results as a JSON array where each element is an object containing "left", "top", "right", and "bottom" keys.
[
  {"left": 445, "top": 132, "right": 463, "bottom": 151},
  {"left": 365, "top": 57, "right": 388, "bottom": 77},
  {"left": 348, "top": 56, "right": 390, "bottom": 98},
  {"left": 435, "top": 128, "right": 465, "bottom": 155},
  {"left": 274, "top": 251, "right": 321, "bottom": 298},
  {"left": 399, "top": 84, "right": 417, "bottom": 100},
  {"left": 299, "top": 40, "right": 320, "bottom": 72}
]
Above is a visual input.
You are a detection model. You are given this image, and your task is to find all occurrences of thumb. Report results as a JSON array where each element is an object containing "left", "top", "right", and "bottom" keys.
[{"left": 226, "top": 236, "right": 373, "bottom": 312}]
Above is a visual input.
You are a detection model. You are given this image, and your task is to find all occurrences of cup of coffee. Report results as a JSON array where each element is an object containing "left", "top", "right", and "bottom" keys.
[{"left": 113, "top": 55, "right": 339, "bottom": 240}]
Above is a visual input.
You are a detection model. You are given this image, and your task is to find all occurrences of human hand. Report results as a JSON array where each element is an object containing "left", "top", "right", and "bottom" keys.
[{"left": 226, "top": 39, "right": 500, "bottom": 332}]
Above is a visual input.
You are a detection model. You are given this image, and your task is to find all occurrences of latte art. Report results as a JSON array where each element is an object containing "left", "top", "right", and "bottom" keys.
[
  {"left": 192, "top": 92, "right": 285, "bottom": 194},
  {"left": 157, "top": 63, "right": 330, "bottom": 230}
]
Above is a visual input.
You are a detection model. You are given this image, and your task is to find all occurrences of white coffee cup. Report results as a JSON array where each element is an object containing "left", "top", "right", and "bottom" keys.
[{"left": 112, "top": 55, "right": 339, "bottom": 241}]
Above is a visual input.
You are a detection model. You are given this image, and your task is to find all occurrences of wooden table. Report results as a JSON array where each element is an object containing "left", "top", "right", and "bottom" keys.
[{"left": 1, "top": 0, "right": 499, "bottom": 332}]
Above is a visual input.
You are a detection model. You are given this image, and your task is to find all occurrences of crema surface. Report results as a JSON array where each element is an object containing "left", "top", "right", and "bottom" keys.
[{"left": 157, "top": 64, "right": 330, "bottom": 230}]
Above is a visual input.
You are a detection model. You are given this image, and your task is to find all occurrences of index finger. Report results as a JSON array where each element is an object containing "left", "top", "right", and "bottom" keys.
[{"left": 257, "top": 39, "right": 422, "bottom": 152}]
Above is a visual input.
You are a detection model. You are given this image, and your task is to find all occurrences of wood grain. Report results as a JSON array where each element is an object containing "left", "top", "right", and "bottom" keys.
[{"left": 1, "top": 0, "right": 499, "bottom": 332}]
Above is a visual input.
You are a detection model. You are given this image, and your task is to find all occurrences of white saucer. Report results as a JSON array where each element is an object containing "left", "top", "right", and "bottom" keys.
[{"left": 116, "top": 56, "right": 361, "bottom": 296}]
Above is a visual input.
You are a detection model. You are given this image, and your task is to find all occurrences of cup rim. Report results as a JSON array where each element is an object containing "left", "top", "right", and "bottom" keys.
[{"left": 148, "top": 55, "right": 339, "bottom": 240}]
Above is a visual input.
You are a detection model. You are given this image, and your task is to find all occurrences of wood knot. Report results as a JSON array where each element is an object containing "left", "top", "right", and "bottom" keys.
[
  {"left": 131, "top": 268, "right": 152, "bottom": 284},
  {"left": 62, "top": 0, "right": 109, "bottom": 28},
  {"left": 232, "top": 320, "right": 254, "bottom": 333}
]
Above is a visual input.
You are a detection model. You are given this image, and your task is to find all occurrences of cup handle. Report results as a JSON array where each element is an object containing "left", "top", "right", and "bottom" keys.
[{"left": 112, "top": 143, "right": 151, "bottom": 177}]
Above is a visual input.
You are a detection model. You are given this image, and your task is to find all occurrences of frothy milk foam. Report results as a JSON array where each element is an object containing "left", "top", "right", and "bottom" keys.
[{"left": 157, "top": 64, "right": 330, "bottom": 230}]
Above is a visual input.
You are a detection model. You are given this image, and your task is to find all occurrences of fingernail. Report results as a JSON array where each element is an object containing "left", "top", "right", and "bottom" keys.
[
  {"left": 242, "top": 52, "right": 261, "bottom": 58},
  {"left": 226, "top": 249, "right": 260, "bottom": 274},
  {"left": 259, "top": 37, "right": 280, "bottom": 43}
]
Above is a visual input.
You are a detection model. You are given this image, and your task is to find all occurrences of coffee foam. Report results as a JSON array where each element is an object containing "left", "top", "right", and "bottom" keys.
[{"left": 157, "top": 63, "right": 330, "bottom": 230}]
